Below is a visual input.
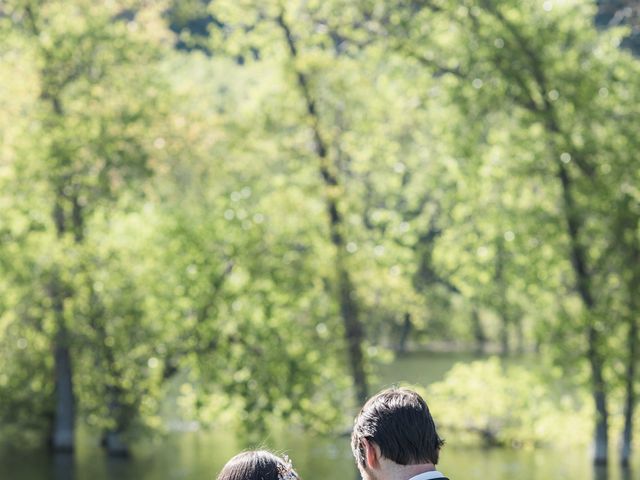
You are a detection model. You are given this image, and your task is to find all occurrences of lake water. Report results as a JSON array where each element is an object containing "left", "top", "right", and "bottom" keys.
[{"left": 1, "top": 352, "right": 637, "bottom": 479}]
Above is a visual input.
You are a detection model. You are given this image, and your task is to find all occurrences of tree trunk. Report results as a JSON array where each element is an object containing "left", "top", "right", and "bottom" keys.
[
  {"left": 591, "top": 368, "right": 609, "bottom": 465},
  {"left": 620, "top": 315, "right": 637, "bottom": 466},
  {"left": 52, "top": 451, "right": 75, "bottom": 480},
  {"left": 618, "top": 197, "right": 639, "bottom": 467},
  {"left": 557, "top": 161, "right": 608, "bottom": 465},
  {"left": 50, "top": 226, "right": 76, "bottom": 453},
  {"left": 337, "top": 264, "right": 368, "bottom": 404},
  {"left": 52, "top": 324, "right": 74, "bottom": 452},
  {"left": 495, "top": 237, "right": 509, "bottom": 356},
  {"left": 102, "top": 387, "right": 131, "bottom": 457},
  {"left": 26, "top": 4, "right": 79, "bottom": 455},
  {"left": 593, "top": 465, "right": 608, "bottom": 480},
  {"left": 397, "top": 312, "right": 413, "bottom": 354},
  {"left": 50, "top": 194, "right": 75, "bottom": 453},
  {"left": 276, "top": 11, "right": 368, "bottom": 405},
  {"left": 471, "top": 307, "right": 486, "bottom": 355},
  {"left": 103, "top": 430, "right": 130, "bottom": 457}
]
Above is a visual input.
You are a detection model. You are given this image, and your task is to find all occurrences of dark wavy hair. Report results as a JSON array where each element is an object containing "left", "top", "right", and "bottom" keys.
[
  {"left": 351, "top": 387, "right": 445, "bottom": 467},
  {"left": 216, "top": 450, "right": 300, "bottom": 480}
]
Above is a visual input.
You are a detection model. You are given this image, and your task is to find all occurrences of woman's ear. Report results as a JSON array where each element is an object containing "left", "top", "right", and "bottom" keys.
[{"left": 363, "top": 438, "right": 381, "bottom": 469}]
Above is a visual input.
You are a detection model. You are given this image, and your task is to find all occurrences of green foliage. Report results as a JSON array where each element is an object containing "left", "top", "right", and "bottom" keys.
[
  {"left": 424, "top": 358, "right": 592, "bottom": 448},
  {"left": 0, "top": 0, "right": 639, "bottom": 454}
]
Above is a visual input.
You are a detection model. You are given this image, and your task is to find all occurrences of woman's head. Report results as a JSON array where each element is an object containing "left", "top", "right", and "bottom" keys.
[{"left": 216, "top": 450, "right": 300, "bottom": 480}]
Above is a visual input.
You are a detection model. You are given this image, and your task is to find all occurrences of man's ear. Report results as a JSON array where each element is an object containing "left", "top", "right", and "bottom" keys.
[{"left": 362, "top": 438, "right": 381, "bottom": 469}]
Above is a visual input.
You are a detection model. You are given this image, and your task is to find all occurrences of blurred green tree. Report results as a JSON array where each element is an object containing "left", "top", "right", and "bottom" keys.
[{"left": 1, "top": 0, "right": 171, "bottom": 454}]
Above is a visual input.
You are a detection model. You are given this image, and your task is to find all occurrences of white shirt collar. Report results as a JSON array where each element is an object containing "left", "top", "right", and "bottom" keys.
[{"left": 408, "top": 471, "right": 447, "bottom": 480}]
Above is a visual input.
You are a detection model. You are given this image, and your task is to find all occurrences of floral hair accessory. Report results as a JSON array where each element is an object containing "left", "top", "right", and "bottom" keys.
[{"left": 277, "top": 454, "right": 299, "bottom": 480}]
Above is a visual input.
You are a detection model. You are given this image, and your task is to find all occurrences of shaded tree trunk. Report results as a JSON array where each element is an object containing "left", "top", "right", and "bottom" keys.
[
  {"left": 52, "top": 324, "right": 75, "bottom": 452},
  {"left": 276, "top": 11, "right": 368, "bottom": 404},
  {"left": 617, "top": 196, "right": 640, "bottom": 467},
  {"left": 50, "top": 193, "right": 75, "bottom": 453},
  {"left": 558, "top": 161, "right": 608, "bottom": 465},
  {"left": 471, "top": 307, "right": 486, "bottom": 356},
  {"left": 52, "top": 451, "right": 75, "bottom": 480},
  {"left": 102, "top": 382, "right": 130, "bottom": 457},
  {"left": 50, "top": 207, "right": 76, "bottom": 453},
  {"left": 590, "top": 347, "right": 609, "bottom": 465},
  {"left": 495, "top": 236, "right": 510, "bottom": 356},
  {"left": 397, "top": 312, "right": 413, "bottom": 354},
  {"left": 23, "top": 3, "right": 78, "bottom": 452},
  {"left": 337, "top": 263, "right": 368, "bottom": 404},
  {"left": 103, "top": 431, "right": 130, "bottom": 457},
  {"left": 593, "top": 465, "right": 608, "bottom": 480},
  {"left": 620, "top": 314, "right": 637, "bottom": 466}
]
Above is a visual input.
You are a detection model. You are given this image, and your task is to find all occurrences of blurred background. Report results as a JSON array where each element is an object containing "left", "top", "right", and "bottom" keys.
[{"left": 1, "top": 0, "right": 640, "bottom": 479}]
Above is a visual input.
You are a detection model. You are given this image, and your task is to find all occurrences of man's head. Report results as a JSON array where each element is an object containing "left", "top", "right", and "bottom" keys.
[{"left": 351, "top": 387, "right": 444, "bottom": 480}]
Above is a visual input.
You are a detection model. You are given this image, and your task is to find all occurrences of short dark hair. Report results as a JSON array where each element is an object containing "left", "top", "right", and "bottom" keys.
[
  {"left": 216, "top": 450, "right": 300, "bottom": 480},
  {"left": 351, "top": 387, "right": 444, "bottom": 466}
]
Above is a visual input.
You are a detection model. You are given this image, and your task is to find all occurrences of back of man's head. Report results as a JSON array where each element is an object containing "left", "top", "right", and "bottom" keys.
[{"left": 351, "top": 387, "right": 444, "bottom": 467}]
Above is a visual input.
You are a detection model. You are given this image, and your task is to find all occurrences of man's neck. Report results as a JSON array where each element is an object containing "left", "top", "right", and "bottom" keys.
[
  {"left": 379, "top": 462, "right": 437, "bottom": 480},
  {"left": 403, "top": 463, "right": 437, "bottom": 480}
]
